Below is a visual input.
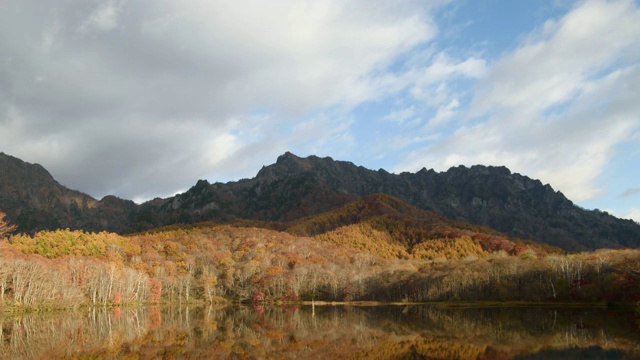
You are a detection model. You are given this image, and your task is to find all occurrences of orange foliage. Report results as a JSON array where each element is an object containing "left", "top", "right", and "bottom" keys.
[{"left": 1, "top": 219, "right": 638, "bottom": 308}]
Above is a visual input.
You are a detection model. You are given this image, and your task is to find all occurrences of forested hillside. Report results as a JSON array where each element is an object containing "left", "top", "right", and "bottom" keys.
[
  {"left": 2, "top": 215, "right": 639, "bottom": 311},
  {"left": 0, "top": 152, "right": 136, "bottom": 233},
  {"left": 2, "top": 149, "right": 640, "bottom": 311},
  {"left": 2, "top": 151, "right": 639, "bottom": 251}
]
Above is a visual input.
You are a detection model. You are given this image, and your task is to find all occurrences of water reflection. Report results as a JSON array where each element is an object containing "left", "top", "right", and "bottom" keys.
[{"left": 1, "top": 305, "right": 638, "bottom": 359}]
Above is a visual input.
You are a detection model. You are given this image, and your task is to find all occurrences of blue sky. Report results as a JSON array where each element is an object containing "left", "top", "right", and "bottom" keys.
[{"left": 0, "top": 0, "right": 639, "bottom": 222}]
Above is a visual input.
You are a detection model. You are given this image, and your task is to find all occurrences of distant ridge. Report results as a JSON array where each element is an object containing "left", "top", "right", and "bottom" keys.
[
  {"left": 0, "top": 152, "right": 135, "bottom": 233},
  {"left": 1, "top": 151, "right": 639, "bottom": 251},
  {"left": 148, "top": 152, "right": 638, "bottom": 250}
]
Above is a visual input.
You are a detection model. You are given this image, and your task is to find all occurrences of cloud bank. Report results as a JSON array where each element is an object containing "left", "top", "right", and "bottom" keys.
[
  {"left": 396, "top": 0, "right": 640, "bottom": 203},
  {"left": 0, "top": 0, "right": 438, "bottom": 200},
  {"left": 1, "top": 0, "right": 638, "bottom": 218}
]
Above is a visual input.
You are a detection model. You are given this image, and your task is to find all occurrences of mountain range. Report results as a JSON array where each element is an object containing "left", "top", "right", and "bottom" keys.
[{"left": 1, "top": 151, "right": 639, "bottom": 251}]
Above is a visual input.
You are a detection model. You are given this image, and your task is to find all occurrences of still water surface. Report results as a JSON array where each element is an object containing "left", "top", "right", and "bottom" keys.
[{"left": 1, "top": 304, "right": 638, "bottom": 359}]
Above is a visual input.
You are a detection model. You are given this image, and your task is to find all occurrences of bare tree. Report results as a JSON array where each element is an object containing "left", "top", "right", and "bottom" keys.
[{"left": 0, "top": 211, "right": 16, "bottom": 239}]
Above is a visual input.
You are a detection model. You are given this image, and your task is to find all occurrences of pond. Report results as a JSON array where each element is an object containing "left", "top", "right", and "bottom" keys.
[{"left": 1, "top": 304, "right": 638, "bottom": 359}]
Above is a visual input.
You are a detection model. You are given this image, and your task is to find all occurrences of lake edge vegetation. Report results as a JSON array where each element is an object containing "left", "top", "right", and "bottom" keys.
[{"left": 1, "top": 211, "right": 639, "bottom": 313}]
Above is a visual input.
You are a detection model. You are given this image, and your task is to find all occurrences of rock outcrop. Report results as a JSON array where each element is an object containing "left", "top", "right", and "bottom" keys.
[{"left": 2, "top": 151, "right": 639, "bottom": 251}]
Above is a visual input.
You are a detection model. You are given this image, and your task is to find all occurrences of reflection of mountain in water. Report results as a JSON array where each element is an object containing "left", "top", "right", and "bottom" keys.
[{"left": 1, "top": 305, "right": 638, "bottom": 359}]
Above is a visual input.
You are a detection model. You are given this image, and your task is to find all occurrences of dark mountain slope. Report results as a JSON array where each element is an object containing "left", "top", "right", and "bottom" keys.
[
  {"left": 281, "top": 193, "right": 557, "bottom": 259},
  {"left": 1, "top": 151, "right": 638, "bottom": 251},
  {"left": 0, "top": 152, "right": 135, "bottom": 233},
  {"left": 143, "top": 152, "right": 639, "bottom": 251},
  {"left": 131, "top": 164, "right": 357, "bottom": 230},
  {"left": 283, "top": 193, "right": 491, "bottom": 238},
  {"left": 264, "top": 153, "right": 640, "bottom": 250}
]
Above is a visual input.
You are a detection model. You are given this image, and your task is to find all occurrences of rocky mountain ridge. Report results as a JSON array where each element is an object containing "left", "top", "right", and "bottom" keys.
[
  {"left": 1, "top": 151, "right": 639, "bottom": 251},
  {"left": 0, "top": 152, "right": 135, "bottom": 233}
]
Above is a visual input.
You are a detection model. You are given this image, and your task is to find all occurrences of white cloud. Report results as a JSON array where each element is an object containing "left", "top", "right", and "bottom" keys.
[
  {"left": 396, "top": 0, "right": 640, "bottom": 203},
  {"left": 383, "top": 106, "right": 416, "bottom": 125},
  {"left": 415, "top": 52, "right": 486, "bottom": 87},
  {"left": 623, "top": 209, "right": 640, "bottom": 223},
  {"left": 622, "top": 188, "right": 640, "bottom": 198},
  {"left": 0, "top": 0, "right": 441, "bottom": 199},
  {"left": 423, "top": 98, "right": 460, "bottom": 130},
  {"left": 79, "top": 2, "right": 121, "bottom": 32},
  {"left": 2, "top": 0, "right": 637, "bottom": 212},
  {"left": 409, "top": 52, "right": 486, "bottom": 106},
  {"left": 135, "top": 0, "right": 438, "bottom": 114},
  {"left": 470, "top": 0, "right": 640, "bottom": 118},
  {"left": 41, "top": 18, "right": 60, "bottom": 54},
  {"left": 290, "top": 114, "right": 356, "bottom": 156}
]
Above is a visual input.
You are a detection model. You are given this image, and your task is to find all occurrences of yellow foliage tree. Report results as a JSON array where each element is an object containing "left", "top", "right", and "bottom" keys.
[{"left": 0, "top": 211, "right": 17, "bottom": 239}]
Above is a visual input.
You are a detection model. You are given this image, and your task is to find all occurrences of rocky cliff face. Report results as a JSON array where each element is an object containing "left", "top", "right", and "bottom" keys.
[
  {"left": 2, "top": 151, "right": 639, "bottom": 251},
  {"left": 0, "top": 153, "right": 136, "bottom": 233},
  {"left": 151, "top": 152, "right": 638, "bottom": 251}
]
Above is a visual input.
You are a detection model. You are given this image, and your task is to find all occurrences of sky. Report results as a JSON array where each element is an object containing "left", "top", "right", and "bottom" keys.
[{"left": 0, "top": 0, "right": 639, "bottom": 222}]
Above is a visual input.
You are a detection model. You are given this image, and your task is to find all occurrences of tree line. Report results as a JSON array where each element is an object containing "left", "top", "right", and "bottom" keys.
[{"left": 1, "top": 211, "right": 639, "bottom": 311}]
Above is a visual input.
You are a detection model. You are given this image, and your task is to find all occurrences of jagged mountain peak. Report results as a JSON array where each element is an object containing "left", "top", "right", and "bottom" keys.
[
  {"left": 0, "top": 152, "right": 134, "bottom": 233},
  {"left": 273, "top": 151, "right": 317, "bottom": 173},
  {"left": 2, "top": 151, "right": 639, "bottom": 250},
  {"left": 118, "top": 152, "right": 639, "bottom": 250},
  {"left": 0, "top": 152, "right": 56, "bottom": 184},
  {"left": 260, "top": 153, "right": 540, "bottom": 191},
  {"left": 256, "top": 151, "right": 366, "bottom": 179}
]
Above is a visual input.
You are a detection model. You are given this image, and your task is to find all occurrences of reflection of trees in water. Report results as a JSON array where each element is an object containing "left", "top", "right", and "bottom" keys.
[
  {"left": 0, "top": 306, "right": 638, "bottom": 359},
  {"left": 401, "top": 306, "right": 636, "bottom": 355},
  {"left": 0, "top": 307, "right": 157, "bottom": 359}
]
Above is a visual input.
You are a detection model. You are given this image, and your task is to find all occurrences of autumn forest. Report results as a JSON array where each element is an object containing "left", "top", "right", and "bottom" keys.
[{"left": 1, "top": 192, "right": 639, "bottom": 312}]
